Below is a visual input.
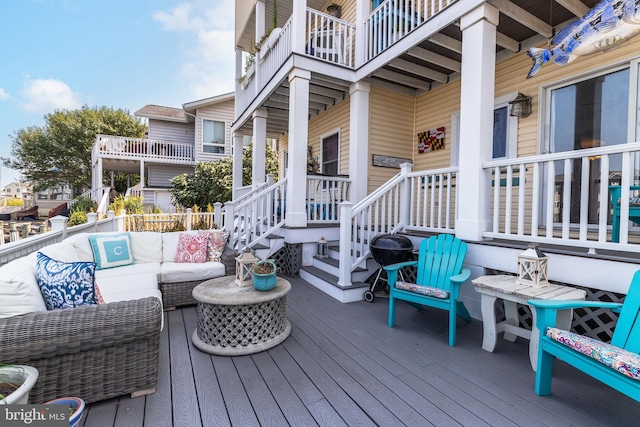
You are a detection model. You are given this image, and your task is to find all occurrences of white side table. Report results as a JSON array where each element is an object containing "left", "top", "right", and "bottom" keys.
[{"left": 471, "top": 275, "right": 586, "bottom": 371}]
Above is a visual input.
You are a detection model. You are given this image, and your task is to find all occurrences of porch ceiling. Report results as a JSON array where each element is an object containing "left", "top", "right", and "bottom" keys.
[
  {"left": 369, "top": 0, "right": 601, "bottom": 92},
  {"left": 238, "top": 0, "right": 603, "bottom": 136}
]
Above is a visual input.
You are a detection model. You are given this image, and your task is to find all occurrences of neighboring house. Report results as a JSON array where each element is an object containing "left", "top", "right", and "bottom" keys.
[
  {"left": 91, "top": 92, "right": 235, "bottom": 212},
  {"left": 230, "top": 0, "right": 640, "bottom": 312},
  {"left": 1, "top": 181, "right": 31, "bottom": 199}
]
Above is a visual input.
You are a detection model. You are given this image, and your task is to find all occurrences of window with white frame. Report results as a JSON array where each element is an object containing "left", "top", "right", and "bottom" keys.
[
  {"left": 543, "top": 65, "right": 632, "bottom": 224},
  {"left": 203, "top": 119, "right": 226, "bottom": 154},
  {"left": 321, "top": 131, "right": 339, "bottom": 176}
]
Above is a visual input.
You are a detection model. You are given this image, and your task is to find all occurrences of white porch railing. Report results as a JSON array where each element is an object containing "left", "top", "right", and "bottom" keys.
[
  {"left": 365, "top": 0, "right": 458, "bottom": 61},
  {"left": 305, "top": 9, "right": 355, "bottom": 67},
  {"left": 306, "top": 175, "right": 351, "bottom": 223},
  {"left": 338, "top": 164, "right": 458, "bottom": 286},
  {"left": 483, "top": 142, "right": 640, "bottom": 251},
  {"left": 95, "top": 135, "right": 195, "bottom": 164},
  {"left": 225, "top": 177, "right": 287, "bottom": 253}
]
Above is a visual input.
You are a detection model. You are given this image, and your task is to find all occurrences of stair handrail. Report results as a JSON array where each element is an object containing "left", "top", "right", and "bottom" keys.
[
  {"left": 233, "top": 176, "right": 272, "bottom": 206},
  {"left": 338, "top": 163, "right": 413, "bottom": 287},
  {"left": 225, "top": 176, "right": 287, "bottom": 254}
]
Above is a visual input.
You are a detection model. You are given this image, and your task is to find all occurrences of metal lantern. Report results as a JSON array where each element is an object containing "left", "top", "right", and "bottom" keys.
[
  {"left": 235, "top": 250, "right": 258, "bottom": 287},
  {"left": 516, "top": 243, "right": 549, "bottom": 288},
  {"left": 509, "top": 92, "right": 532, "bottom": 118},
  {"left": 317, "top": 236, "right": 329, "bottom": 259}
]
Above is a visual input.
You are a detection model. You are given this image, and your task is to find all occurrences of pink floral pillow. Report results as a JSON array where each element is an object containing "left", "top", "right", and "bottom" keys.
[
  {"left": 175, "top": 233, "right": 208, "bottom": 263},
  {"left": 198, "top": 230, "right": 229, "bottom": 262},
  {"left": 94, "top": 280, "right": 106, "bottom": 304}
]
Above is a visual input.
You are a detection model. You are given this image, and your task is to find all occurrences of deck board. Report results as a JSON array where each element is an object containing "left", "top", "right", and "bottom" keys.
[{"left": 83, "top": 275, "right": 640, "bottom": 427}]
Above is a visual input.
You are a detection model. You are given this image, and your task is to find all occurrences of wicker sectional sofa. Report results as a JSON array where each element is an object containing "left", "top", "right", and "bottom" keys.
[{"left": 0, "top": 230, "right": 232, "bottom": 404}]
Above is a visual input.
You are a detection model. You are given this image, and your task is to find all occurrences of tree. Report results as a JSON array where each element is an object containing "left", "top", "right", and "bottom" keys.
[
  {"left": 170, "top": 144, "right": 279, "bottom": 207},
  {"left": 2, "top": 106, "right": 146, "bottom": 193}
]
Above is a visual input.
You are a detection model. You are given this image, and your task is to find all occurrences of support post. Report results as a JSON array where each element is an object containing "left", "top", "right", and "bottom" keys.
[
  {"left": 213, "top": 202, "right": 223, "bottom": 229},
  {"left": 290, "top": 0, "right": 307, "bottom": 55},
  {"left": 337, "top": 201, "right": 354, "bottom": 287},
  {"left": 286, "top": 68, "right": 311, "bottom": 227},
  {"left": 456, "top": 4, "right": 499, "bottom": 241},
  {"left": 252, "top": 109, "right": 268, "bottom": 187},
  {"left": 232, "top": 132, "right": 244, "bottom": 200},
  {"left": 349, "top": 81, "right": 371, "bottom": 203},
  {"left": 49, "top": 215, "right": 69, "bottom": 239},
  {"left": 399, "top": 163, "right": 413, "bottom": 228},
  {"left": 224, "top": 201, "right": 235, "bottom": 234}
]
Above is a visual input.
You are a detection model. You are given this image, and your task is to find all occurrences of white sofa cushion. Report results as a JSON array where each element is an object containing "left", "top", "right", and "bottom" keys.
[
  {"left": 0, "top": 253, "right": 47, "bottom": 318},
  {"left": 160, "top": 261, "right": 225, "bottom": 284},
  {"left": 64, "top": 233, "right": 95, "bottom": 262},
  {"left": 94, "top": 262, "right": 161, "bottom": 280},
  {"left": 129, "top": 232, "right": 163, "bottom": 263},
  {"left": 97, "top": 273, "right": 163, "bottom": 329},
  {"left": 162, "top": 231, "right": 198, "bottom": 263},
  {"left": 38, "top": 241, "right": 79, "bottom": 263}
]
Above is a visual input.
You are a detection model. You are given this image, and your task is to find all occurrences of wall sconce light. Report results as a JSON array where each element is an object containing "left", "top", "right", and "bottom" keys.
[
  {"left": 327, "top": 4, "right": 342, "bottom": 18},
  {"left": 509, "top": 93, "right": 532, "bottom": 118}
]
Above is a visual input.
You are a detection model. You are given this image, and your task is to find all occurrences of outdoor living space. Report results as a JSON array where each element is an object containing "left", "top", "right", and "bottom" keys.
[{"left": 80, "top": 275, "right": 640, "bottom": 427}]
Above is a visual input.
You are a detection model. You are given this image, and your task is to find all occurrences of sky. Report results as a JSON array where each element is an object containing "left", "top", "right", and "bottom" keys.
[{"left": 0, "top": 0, "right": 235, "bottom": 189}]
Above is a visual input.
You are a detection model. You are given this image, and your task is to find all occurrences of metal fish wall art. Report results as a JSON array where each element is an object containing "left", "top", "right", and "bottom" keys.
[{"left": 527, "top": 0, "right": 640, "bottom": 78}]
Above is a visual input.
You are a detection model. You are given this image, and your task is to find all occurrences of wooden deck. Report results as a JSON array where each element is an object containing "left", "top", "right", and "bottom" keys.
[{"left": 83, "top": 276, "right": 640, "bottom": 426}]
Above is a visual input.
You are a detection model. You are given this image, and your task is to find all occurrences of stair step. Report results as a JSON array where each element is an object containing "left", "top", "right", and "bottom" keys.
[
  {"left": 312, "top": 256, "right": 366, "bottom": 272},
  {"left": 300, "top": 266, "right": 369, "bottom": 290}
]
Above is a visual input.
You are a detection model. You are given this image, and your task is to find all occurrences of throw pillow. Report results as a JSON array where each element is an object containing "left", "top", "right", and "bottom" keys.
[
  {"left": 94, "top": 279, "right": 106, "bottom": 304},
  {"left": 175, "top": 233, "right": 208, "bottom": 263},
  {"left": 89, "top": 233, "right": 134, "bottom": 270},
  {"left": 35, "top": 252, "right": 97, "bottom": 310},
  {"left": 198, "top": 230, "right": 229, "bottom": 262}
]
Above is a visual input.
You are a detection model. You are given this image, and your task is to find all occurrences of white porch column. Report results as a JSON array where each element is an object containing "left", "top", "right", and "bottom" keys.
[
  {"left": 349, "top": 81, "right": 371, "bottom": 203},
  {"left": 286, "top": 68, "right": 311, "bottom": 227},
  {"left": 252, "top": 109, "right": 268, "bottom": 187},
  {"left": 110, "top": 171, "right": 114, "bottom": 187},
  {"left": 96, "top": 157, "right": 103, "bottom": 197},
  {"left": 234, "top": 49, "right": 243, "bottom": 117},
  {"left": 354, "top": 0, "right": 369, "bottom": 67},
  {"left": 139, "top": 160, "right": 145, "bottom": 189},
  {"left": 290, "top": 0, "right": 307, "bottom": 55},
  {"left": 232, "top": 132, "right": 244, "bottom": 200},
  {"left": 456, "top": 4, "right": 499, "bottom": 242},
  {"left": 255, "top": 0, "right": 266, "bottom": 43}
]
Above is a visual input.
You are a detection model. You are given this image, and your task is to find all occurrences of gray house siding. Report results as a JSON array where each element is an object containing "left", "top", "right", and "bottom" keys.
[
  {"left": 148, "top": 119, "right": 195, "bottom": 144},
  {"left": 195, "top": 100, "right": 235, "bottom": 162},
  {"left": 147, "top": 164, "right": 195, "bottom": 187}
]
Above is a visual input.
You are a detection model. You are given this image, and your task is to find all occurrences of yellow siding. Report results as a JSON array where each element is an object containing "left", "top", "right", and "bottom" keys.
[
  {"left": 414, "top": 80, "right": 461, "bottom": 171},
  {"left": 235, "top": 0, "right": 257, "bottom": 47},
  {"left": 368, "top": 87, "right": 414, "bottom": 193},
  {"left": 308, "top": 98, "right": 351, "bottom": 175},
  {"left": 320, "top": 0, "right": 356, "bottom": 23}
]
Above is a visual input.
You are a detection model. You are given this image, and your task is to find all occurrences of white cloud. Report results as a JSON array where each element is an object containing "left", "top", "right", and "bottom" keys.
[
  {"left": 20, "top": 78, "right": 82, "bottom": 114},
  {"left": 154, "top": 1, "right": 235, "bottom": 99},
  {"left": 0, "top": 88, "right": 9, "bottom": 100}
]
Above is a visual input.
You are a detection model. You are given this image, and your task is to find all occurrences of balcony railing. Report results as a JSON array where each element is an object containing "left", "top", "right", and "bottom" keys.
[
  {"left": 483, "top": 142, "right": 640, "bottom": 250},
  {"left": 305, "top": 9, "right": 355, "bottom": 67},
  {"left": 95, "top": 135, "right": 195, "bottom": 164},
  {"left": 365, "top": 0, "right": 458, "bottom": 60}
]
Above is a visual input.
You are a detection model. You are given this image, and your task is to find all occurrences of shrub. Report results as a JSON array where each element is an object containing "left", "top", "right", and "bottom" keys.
[
  {"left": 5, "top": 198, "right": 24, "bottom": 207},
  {"left": 67, "top": 210, "right": 88, "bottom": 226},
  {"left": 109, "top": 195, "right": 144, "bottom": 214},
  {"left": 71, "top": 196, "right": 97, "bottom": 213}
]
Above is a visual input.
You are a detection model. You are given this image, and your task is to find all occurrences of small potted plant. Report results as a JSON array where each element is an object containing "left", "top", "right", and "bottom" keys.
[
  {"left": 252, "top": 259, "right": 277, "bottom": 291},
  {"left": 0, "top": 364, "right": 39, "bottom": 405},
  {"left": 45, "top": 396, "right": 85, "bottom": 427}
]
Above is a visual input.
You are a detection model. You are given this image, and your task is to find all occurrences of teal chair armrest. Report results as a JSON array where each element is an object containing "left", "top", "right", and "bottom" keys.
[
  {"left": 383, "top": 260, "right": 417, "bottom": 272},
  {"left": 529, "top": 300, "right": 623, "bottom": 334},
  {"left": 384, "top": 260, "right": 417, "bottom": 287},
  {"left": 449, "top": 269, "right": 471, "bottom": 285}
]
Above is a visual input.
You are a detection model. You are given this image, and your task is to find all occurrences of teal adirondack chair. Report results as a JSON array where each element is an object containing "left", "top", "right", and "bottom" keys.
[
  {"left": 529, "top": 270, "right": 640, "bottom": 402},
  {"left": 384, "top": 234, "right": 471, "bottom": 347}
]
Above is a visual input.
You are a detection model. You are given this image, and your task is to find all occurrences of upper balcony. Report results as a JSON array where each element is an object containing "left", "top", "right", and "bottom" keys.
[
  {"left": 93, "top": 135, "right": 196, "bottom": 166},
  {"left": 234, "top": 0, "right": 459, "bottom": 127}
]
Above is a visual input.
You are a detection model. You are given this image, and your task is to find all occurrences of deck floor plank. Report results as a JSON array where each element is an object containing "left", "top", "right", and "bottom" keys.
[
  {"left": 167, "top": 310, "right": 202, "bottom": 427},
  {"left": 87, "top": 275, "right": 640, "bottom": 427},
  {"left": 181, "top": 307, "right": 232, "bottom": 426},
  {"left": 141, "top": 311, "right": 173, "bottom": 427}
]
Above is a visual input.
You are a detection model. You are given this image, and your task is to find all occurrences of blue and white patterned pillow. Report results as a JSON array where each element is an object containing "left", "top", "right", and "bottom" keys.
[
  {"left": 89, "top": 233, "right": 134, "bottom": 270},
  {"left": 35, "top": 252, "right": 97, "bottom": 310}
]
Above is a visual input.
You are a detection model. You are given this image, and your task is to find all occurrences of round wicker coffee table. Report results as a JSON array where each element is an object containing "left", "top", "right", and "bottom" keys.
[{"left": 191, "top": 275, "right": 291, "bottom": 356}]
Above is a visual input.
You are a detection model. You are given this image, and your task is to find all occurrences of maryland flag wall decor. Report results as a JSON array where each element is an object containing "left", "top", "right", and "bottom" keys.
[{"left": 417, "top": 127, "right": 445, "bottom": 154}]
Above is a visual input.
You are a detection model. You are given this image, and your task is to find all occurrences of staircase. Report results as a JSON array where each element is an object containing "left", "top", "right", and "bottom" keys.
[{"left": 299, "top": 235, "right": 378, "bottom": 303}]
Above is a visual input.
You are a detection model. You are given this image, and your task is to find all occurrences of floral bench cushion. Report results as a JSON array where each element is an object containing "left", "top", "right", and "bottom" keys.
[
  {"left": 546, "top": 327, "right": 640, "bottom": 380},
  {"left": 395, "top": 281, "right": 449, "bottom": 299}
]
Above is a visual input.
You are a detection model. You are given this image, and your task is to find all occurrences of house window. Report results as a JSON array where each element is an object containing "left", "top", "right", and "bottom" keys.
[
  {"left": 545, "top": 67, "right": 630, "bottom": 224},
  {"left": 321, "top": 132, "right": 339, "bottom": 176},
  {"left": 203, "top": 120, "right": 225, "bottom": 154},
  {"left": 493, "top": 107, "right": 508, "bottom": 159}
]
